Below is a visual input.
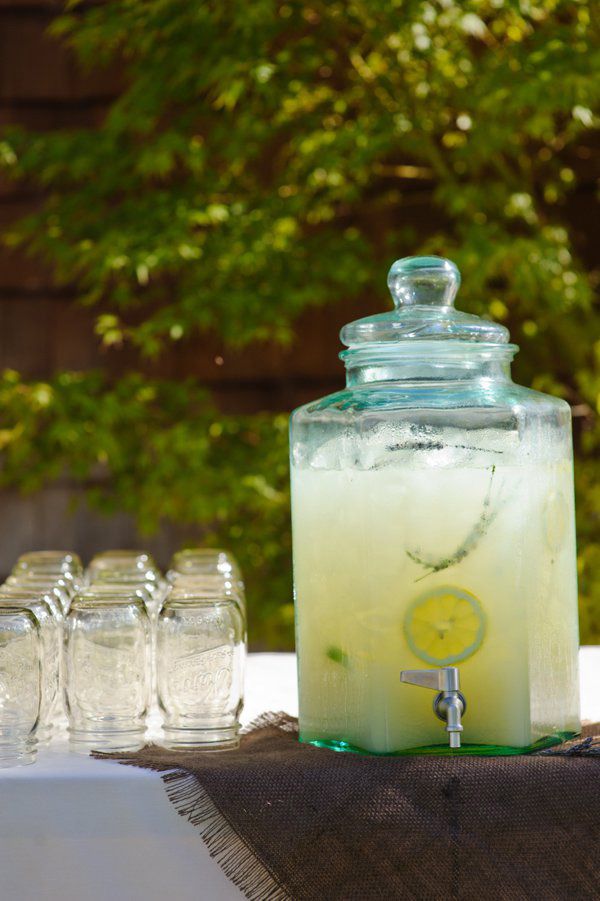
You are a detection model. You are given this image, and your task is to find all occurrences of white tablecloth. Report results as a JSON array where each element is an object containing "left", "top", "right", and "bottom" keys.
[{"left": 0, "top": 650, "right": 598, "bottom": 901}]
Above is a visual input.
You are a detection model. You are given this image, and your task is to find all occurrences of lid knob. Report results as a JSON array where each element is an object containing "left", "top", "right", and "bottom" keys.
[{"left": 387, "top": 256, "right": 461, "bottom": 309}]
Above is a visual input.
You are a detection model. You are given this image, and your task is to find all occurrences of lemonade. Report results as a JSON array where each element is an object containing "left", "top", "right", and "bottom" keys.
[
  {"left": 290, "top": 254, "right": 581, "bottom": 755},
  {"left": 292, "top": 448, "right": 580, "bottom": 753}
]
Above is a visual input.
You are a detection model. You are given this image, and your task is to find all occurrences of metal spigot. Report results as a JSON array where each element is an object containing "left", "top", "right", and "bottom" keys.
[{"left": 400, "top": 666, "right": 466, "bottom": 749}]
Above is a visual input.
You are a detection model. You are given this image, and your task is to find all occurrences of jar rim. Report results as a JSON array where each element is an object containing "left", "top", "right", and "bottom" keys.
[{"left": 340, "top": 340, "right": 519, "bottom": 368}]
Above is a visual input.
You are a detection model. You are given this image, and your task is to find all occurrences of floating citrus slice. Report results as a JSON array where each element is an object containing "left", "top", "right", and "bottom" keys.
[{"left": 404, "top": 586, "right": 485, "bottom": 666}]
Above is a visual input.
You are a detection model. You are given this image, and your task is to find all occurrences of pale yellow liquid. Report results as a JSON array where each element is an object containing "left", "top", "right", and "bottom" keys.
[{"left": 292, "top": 459, "right": 580, "bottom": 752}]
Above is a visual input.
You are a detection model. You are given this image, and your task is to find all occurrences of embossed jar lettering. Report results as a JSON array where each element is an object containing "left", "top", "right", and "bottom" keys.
[{"left": 157, "top": 592, "right": 246, "bottom": 751}]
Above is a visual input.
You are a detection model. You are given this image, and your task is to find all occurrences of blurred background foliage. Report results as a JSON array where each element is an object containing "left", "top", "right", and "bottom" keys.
[{"left": 0, "top": 0, "right": 598, "bottom": 645}]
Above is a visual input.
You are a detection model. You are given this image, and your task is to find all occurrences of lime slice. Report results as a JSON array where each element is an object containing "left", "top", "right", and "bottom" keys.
[
  {"left": 404, "top": 586, "right": 485, "bottom": 665},
  {"left": 325, "top": 645, "right": 349, "bottom": 668}
]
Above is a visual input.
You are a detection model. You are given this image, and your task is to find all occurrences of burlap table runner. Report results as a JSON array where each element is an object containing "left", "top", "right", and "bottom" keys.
[{"left": 95, "top": 715, "right": 600, "bottom": 900}]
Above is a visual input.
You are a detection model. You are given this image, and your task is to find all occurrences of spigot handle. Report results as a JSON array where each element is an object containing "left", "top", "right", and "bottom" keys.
[
  {"left": 400, "top": 667, "right": 460, "bottom": 693},
  {"left": 400, "top": 667, "right": 466, "bottom": 750}
]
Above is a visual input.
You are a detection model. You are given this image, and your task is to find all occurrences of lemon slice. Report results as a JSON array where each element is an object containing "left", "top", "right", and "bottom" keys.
[{"left": 404, "top": 586, "right": 485, "bottom": 665}]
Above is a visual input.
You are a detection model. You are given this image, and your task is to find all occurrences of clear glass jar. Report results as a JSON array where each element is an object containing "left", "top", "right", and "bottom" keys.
[
  {"left": 13, "top": 551, "right": 83, "bottom": 580},
  {"left": 87, "top": 574, "right": 157, "bottom": 614},
  {"left": 88, "top": 553, "right": 165, "bottom": 609},
  {"left": 0, "top": 592, "right": 60, "bottom": 744},
  {"left": 12, "top": 552, "right": 84, "bottom": 597},
  {"left": 64, "top": 591, "right": 151, "bottom": 751},
  {"left": 85, "top": 579, "right": 160, "bottom": 718},
  {"left": 0, "top": 606, "right": 42, "bottom": 766},
  {"left": 168, "top": 548, "right": 244, "bottom": 590},
  {"left": 5, "top": 575, "right": 72, "bottom": 614},
  {"left": 87, "top": 550, "right": 160, "bottom": 582},
  {"left": 163, "top": 572, "right": 245, "bottom": 613},
  {"left": 290, "top": 256, "right": 580, "bottom": 756},
  {"left": 157, "top": 588, "right": 246, "bottom": 750}
]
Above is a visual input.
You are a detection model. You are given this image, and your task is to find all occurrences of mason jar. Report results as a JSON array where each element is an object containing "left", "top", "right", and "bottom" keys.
[
  {"left": 87, "top": 550, "right": 162, "bottom": 591},
  {"left": 5, "top": 575, "right": 72, "bottom": 615},
  {"left": 157, "top": 588, "right": 245, "bottom": 750},
  {"left": 64, "top": 591, "right": 151, "bottom": 751},
  {"left": 0, "top": 591, "right": 60, "bottom": 744},
  {"left": 13, "top": 550, "right": 83, "bottom": 581},
  {"left": 290, "top": 256, "right": 580, "bottom": 755},
  {"left": 0, "top": 606, "right": 42, "bottom": 766},
  {"left": 166, "top": 549, "right": 245, "bottom": 607}
]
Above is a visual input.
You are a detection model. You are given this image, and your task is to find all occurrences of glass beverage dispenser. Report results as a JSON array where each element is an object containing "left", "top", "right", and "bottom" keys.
[{"left": 290, "top": 256, "right": 580, "bottom": 755}]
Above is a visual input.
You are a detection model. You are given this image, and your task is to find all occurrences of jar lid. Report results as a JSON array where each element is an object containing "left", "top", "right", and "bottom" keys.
[{"left": 340, "top": 256, "right": 510, "bottom": 346}]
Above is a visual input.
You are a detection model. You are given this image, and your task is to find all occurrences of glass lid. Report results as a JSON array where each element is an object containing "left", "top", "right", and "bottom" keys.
[{"left": 340, "top": 256, "right": 510, "bottom": 347}]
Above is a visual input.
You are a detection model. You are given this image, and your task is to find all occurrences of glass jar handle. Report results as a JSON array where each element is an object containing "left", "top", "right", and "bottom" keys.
[{"left": 387, "top": 256, "right": 461, "bottom": 308}]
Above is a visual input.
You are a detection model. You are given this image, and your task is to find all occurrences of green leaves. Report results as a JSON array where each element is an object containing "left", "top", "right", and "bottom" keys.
[
  {"left": 3, "top": 0, "right": 595, "bottom": 355},
  {"left": 0, "top": 370, "right": 292, "bottom": 644}
]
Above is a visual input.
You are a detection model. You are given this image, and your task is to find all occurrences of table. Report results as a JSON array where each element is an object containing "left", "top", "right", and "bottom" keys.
[{"left": 1, "top": 650, "right": 598, "bottom": 901}]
